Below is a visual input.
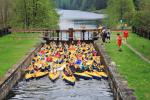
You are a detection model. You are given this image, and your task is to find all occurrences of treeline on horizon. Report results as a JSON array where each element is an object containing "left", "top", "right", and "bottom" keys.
[
  {"left": 55, "top": 0, "right": 150, "bottom": 31},
  {"left": 0, "top": 0, "right": 149, "bottom": 31},
  {"left": 55, "top": 0, "right": 108, "bottom": 11},
  {"left": 0, "top": 0, "right": 59, "bottom": 29}
]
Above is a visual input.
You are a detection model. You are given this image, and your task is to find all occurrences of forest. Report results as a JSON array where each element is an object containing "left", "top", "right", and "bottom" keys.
[
  {"left": 0, "top": 0, "right": 149, "bottom": 31},
  {"left": 0, "top": 0, "right": 59, "bottom": 29},
  {"left": 55, "top": 0, "right": 108, "bottom": 11},
  {"left": 55, "top": 0, "right": 150, "bottom": 30},
  {"left": 105, "top": 0, "right": 150, "bottom": 30}
]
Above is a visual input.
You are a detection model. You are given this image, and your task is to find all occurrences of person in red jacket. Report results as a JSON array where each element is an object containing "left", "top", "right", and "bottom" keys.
[
  {"left": 123, "top": 30, "right": 129, "bottom": 42},
  {"left": 117, "top": 33, "right": 122, "bottom": 51}
]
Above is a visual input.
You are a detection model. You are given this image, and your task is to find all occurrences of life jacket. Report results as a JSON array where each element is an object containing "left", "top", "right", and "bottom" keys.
[{"left": 46, "top": 57, "right": 52, "bottom": 62}]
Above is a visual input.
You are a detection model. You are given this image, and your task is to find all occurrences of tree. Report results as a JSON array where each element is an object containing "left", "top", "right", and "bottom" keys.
[
  {"left": 133, "top": 0, "right": 150, "bottom": 30},
  {"left": 9, "top": 0, "right": 59, "bottom": 29},
  {"left": 104, "top": 0, "right": 135, "bottom": 28},
  {"left": 55, "top": 0, "right": 107, "bottom": 11},
  {"left": 0, "top": 0, "right": 10, "bottom": 28}
]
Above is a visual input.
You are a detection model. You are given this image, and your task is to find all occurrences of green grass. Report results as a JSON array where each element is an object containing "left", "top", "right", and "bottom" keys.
[
  {"left": 128, "top": 33, "right": 150, "bottom": 60},
  {"left": 105, "top": 33, "right": 150, "bottom": 100},
  {"left": 0, "top": 33, "right": 40, "bottom": 77}
]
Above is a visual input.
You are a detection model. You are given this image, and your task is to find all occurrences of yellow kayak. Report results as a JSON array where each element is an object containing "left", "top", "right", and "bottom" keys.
[
  {"left": 25, "top": 73, "right": 35, "bottom": 81},
  {"left": 35, "top": 71, "right": 48, "bottom": 79},
  {"left": 62, "top": 72, "right": 76, "bottom": 86},
  {"left": 49, "top": 71, "right": 60, "bottom": 82},
  {"left": 94, "top": 71, "right": 108, "bottom": 79},
  {"left": 74, "top": 72, "right": 92, "bottom": 80},
  {"left": 84, "top": 71, "right": 101, "bottom": 80}
]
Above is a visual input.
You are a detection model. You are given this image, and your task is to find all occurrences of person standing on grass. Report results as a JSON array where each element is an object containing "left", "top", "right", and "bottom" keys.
[
  {"left": 98, "top": 25, "right": 103, "bottom": 37},
  {"left": 123, "top": 30, "right": 129, "bottom": 42},
  {"left": 106, "top": 28, "right": 111, "bottom": 43},
  {"left": 101, "top": 28, "right": 107, "bottom": 44},
  {"left": 117, "top": 33, "right": 122, "bottom": 51}
]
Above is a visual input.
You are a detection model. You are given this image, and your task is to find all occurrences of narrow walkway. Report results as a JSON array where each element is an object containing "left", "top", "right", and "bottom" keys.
[{"left": 123, "top": 41, "right": 150, "bottom": 64}]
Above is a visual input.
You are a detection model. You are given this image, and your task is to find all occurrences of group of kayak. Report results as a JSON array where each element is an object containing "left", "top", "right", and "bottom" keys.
[{"left": 25, "top": 41, "right": 108, "bottom": 86}]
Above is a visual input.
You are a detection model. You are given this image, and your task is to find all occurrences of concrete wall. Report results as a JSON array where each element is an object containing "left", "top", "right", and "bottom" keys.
[
  {"left": 0, "top": 43, "right": 43, "bottom": 100},
  {"left": 94, "top": 41, "right": 136, "bottom": 100}
]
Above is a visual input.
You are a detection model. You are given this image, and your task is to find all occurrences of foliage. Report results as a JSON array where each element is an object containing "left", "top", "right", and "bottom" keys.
[
  {"left": 0, "top": 0, "right": 59, "bottom": 29},
  {"left": 9, "top": 0, "right": 59, "bottom": 29},
  {"left": 55, "top": 0, "right": 108, "bottom": 11},
  {"left": 132, "top": 0, "right": 150, "bottom": 30},
  {"left": 0, "top": 0, "right": 11, "bottom": 28},
  {"left": 104, "top": 0, "right": 135, "bottom": 28}
]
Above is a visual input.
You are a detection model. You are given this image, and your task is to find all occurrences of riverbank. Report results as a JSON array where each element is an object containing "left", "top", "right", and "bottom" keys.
[
  {"left": 0, "top": 33, "right": 40, "bottom": 78},
  {"left": 104, "top": 32, "right": 150, "bottom": 100}
]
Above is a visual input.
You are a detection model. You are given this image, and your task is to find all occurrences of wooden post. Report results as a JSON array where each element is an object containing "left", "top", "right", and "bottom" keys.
[
  {"left": 56, "top": 30, "right": 60, "bottom": 41},
  {"left": 82, "top": 30, "right": 86, "bottom": 41},
  {"left": 69, "top": 28, "right": 73, "bottom": 41}
]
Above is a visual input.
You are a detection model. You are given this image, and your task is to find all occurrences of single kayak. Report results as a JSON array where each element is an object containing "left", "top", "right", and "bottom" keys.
[
  {"left": 85, "top": 71, "right": 101, "bottom": 80},
  {"left": 94, "top": 70, "right": 108, "bottom": 79},
  {"left": 25, "top": 73, "right": 35, "bottom": 81},
  {"left": 74, "top": 72, "right": 92, "bottom": 80},
  {"left": 49, "top": 71, "right": 60, "bottom": 82},
  {"left": 35, "top": 71, "right": 48, "bottom": 79},
  {"left": 62, "top": 72, "right": 76, "bottom": 86}
]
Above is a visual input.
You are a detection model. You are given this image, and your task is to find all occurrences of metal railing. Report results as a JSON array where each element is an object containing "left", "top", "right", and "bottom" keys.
[{"left": 10, "top": 28, "right": 100, "bottom": 41}]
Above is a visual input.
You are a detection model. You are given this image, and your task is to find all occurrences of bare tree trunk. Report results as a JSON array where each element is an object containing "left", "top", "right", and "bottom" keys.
[{"left": 23, "top": 0, "right": 28, "bottom": 29}]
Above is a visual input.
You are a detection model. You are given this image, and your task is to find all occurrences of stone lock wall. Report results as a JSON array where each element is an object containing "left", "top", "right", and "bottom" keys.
[{"left": 0, "top": 43, "right": 43, "bottom": 100}]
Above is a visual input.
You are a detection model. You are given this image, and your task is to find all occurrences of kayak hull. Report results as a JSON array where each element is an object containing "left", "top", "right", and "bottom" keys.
[
  {"left": 35, "top": 72, "right": 48, "bottom": 79},
  {"left": 94, "top": 70, "right": 108, "bottom": 80},
  {"left": 74, "top": 72, "right": 92, "bottom": 80},
  {"left": 25, "top": 73, "right": 35, "bottom": 81},
  {"left": 49, "top": 72, "right": 60, "bottom": 82},
  {"left": 62, "top": 73, "right": 75, "bottom": 86},
  {"left": 85, "top": 71, "right": 101, "bottom": 80}
]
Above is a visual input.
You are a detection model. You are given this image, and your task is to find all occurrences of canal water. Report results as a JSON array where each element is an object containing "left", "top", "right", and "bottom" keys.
[{"left": 8, "top": 10, "right": 113, "bottom": 100}]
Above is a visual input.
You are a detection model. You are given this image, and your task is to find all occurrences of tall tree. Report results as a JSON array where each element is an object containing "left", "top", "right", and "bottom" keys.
[
  {"left": 10, "top": 0, "right": 59, "bottom": 29},
  {"left": 104, "top": 0, "right": 135, "bottom": 28},
  {"left": 133, "top": 0, "right": 150, "bottom": 30},
  {"left": 55, "top": 0, "right": 107, "bottom": 11},
  {"left": 0, "top": 0, "right": 10, "bottom": 28}
]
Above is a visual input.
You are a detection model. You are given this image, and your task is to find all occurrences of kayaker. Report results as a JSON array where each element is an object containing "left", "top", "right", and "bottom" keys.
[{"left": 64, "top": 64, "right": 72, "bottom": 76}]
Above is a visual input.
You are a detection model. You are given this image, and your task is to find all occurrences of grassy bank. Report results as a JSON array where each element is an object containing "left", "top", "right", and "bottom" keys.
[
  {"left": 0, "top": 33, "right": 40, "bottom": 77},
  {"left": 105, "top": 33, "right": 150, "bottom": 100},
  {"left": 128, "top": 33, "right": 150, "bottom": 60}
]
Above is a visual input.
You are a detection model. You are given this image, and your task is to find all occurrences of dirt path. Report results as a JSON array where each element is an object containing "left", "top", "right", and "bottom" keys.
[{"left": 123, "top": 41, "right": 150, "bottom": 64}]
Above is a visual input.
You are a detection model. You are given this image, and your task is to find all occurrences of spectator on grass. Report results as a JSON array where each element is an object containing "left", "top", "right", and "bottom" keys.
[
  {"left": 117, "top": 33, "right": 122, "bottom": 51},
  {"left": 98, "top": 25, "right": 103, "bottom": 37},
  {"left": 106, "top": 28, "right": 111, "bottom": 43},
  {"left": 123, "top": 30, "right": 129, "bottom": 42},
  {"left": 101, "top": 28, "right": 107, "bottom": 44}
]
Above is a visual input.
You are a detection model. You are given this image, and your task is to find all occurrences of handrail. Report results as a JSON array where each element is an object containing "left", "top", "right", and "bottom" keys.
[
  {"left": 10, "top": 28, "right": 99, "bottom": 33},
  {"left": 10, "top": 28, "right": 100, "bottom": 41}
]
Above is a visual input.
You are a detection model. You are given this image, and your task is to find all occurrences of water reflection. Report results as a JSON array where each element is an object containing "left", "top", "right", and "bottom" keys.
[{"left": 10, "top": 77, "right": 113, "bottom": 100}]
